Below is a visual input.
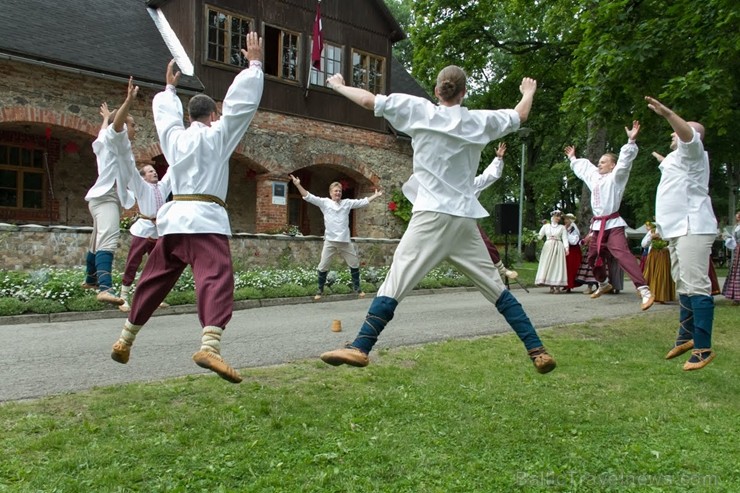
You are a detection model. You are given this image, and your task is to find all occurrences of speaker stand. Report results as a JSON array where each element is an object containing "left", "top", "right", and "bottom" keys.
[{"left": 504, "top": 231, "right": 529, "bottom": 293}]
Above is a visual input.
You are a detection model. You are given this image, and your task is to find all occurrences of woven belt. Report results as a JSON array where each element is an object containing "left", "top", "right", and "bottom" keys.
[
  {"left": 173, "top": 194, "right": 227, "bottom": 208},
  {"left": 136, "top": 213, "right": 156, "bottom": 224}
]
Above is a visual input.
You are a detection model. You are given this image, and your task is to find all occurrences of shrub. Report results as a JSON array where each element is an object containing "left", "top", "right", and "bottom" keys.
[
  {"left": 164, "top": 291, "right": 196, "bottom": 306},
  {"left": 26, "top": 299, "right": 67, "bottom": 314},
  {"left": 234, "top": 286, "right": 264, "bottom": 300},
  {"left": 418, "top": 278, "right": 443, "bottom": 289},
  {"left": 262, "top": 283, "right": 310, "bottom": 298},
  {"left": 64, "top": 296, "right": 107, "bottom": 312},
  {"left": 0, "top": 297, "right": 26, "bottom": 316}
]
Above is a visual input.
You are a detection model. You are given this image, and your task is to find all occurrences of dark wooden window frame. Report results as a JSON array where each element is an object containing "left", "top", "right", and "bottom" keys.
[
  {"left": 203, "top": 4, "right": 253, "bottom": 71},
  {"left": 308, "top": 38, "right": 344, "bottom": 88},
  {"left": 0, "top": 142, "right": 46, "bottom": 210},
  {"left": 263, "top": 23, "right": 301, "bottom": 84},
  {"left": 351, "top": 48, "right": 386, "bottom": 95}
]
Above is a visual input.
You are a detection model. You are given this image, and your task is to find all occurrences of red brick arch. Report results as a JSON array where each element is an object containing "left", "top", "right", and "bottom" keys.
[
  {"left": 0, "top": 106, "right": 98, "bottom": 137},
  {"left": 311, "top": 153, "right": 381, "bottom": 186}
]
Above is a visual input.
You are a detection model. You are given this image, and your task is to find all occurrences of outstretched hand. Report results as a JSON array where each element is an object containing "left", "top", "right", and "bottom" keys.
[
  {"left": 651, "top": 151, "right": 665, "bottom": 163},
  {"left": 241, "top": 31, "right": 263, "bottom": 64},
  {"left": 125, "top": 76, "right": 140, "bottom": 101},
  {"left": 519, "top": 77, "right": 537, "bottom": 96},
  {"left": 327, "top": 73, "right": 346, "bottom": 90},
  {"left": 564, "top": 146, "right": 576, "bottom": 159},
  {"left": 99, "top": 102, "right": 111, "bottom": 121},
  {"left": 625, "top": 120, "right": 640, "bottom": 141},
  {"left": 373, "top": 189, "right": 383, "bottom": 198},
  {"left": 496, "top": 142, "right": 507, "bottom": 159},
  {"left": 645, "top": 96, "right": 671, "bottom": 117},
  {"left": 288, "top": 174, "right": 300, "bottom": 186},
  {"left": 166, "top": 59, "right": 181, "bottom": 87}
]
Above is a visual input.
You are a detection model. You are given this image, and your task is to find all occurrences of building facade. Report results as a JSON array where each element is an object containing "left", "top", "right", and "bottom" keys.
[{"left": 0, "top": 0, "right": 430, "bottom": 242}]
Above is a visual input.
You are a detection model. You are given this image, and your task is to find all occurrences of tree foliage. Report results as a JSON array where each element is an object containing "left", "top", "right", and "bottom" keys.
[{"left": 388, "top": 0, "right": 739, "bottom": 230}]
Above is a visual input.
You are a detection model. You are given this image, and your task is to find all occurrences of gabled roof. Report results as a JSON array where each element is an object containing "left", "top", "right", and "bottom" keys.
[
  {"left": 1, "top": 0, "right": 425, "bottom": 100},
  {"left": 0, "top": 0, "right": 203, "bottom": 91},
  {"left": 391, "top": 58, "right": 433, "bottom": 101}
]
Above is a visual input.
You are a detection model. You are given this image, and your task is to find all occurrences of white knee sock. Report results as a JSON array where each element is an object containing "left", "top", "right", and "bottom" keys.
[
  {"left": 200, "top": 326, "right": 223, "bottom": 354},
  {"left": 118, "top": 320, "right": 142, "bottom": 346},
  {"left": 120, "top": 284, "right": 131, "bottom": 304}
]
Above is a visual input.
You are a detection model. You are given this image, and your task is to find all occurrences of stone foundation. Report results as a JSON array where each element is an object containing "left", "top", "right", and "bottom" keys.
[{"left": 0, "top": 224, "right": 399, "bottom": 271}]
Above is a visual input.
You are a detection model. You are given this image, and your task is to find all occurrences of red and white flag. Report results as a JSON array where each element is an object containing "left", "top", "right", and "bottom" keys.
[{"left": 311, "top": 1, "right": 323, "bottom": 70}]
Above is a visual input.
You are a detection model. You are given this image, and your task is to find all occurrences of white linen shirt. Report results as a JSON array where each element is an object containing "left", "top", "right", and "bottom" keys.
[
  {"left": 303, "top": 193, "right": 369, "bottom": 243},
  {"left": 128, "top": 174, "right": 172, "bottom": 239},
  {"left": 566, "top": 224, "right": 581, "bottom": 246},
  {"left": 375, "top": 94, "right": 520, "bottom": 219},
  {"left": 85, "top": 126, "right": 135, "bottom": 208},
  {"left": 402, "top": 157, "right": 502, "bottom": 204},
  {"left": 152, "top": 65, "right": 264, "bottom": 236},
  {"left": 569, "top": 142, "right": 637, "bottom": 231},
  {"left": 655, "top": 129, "right": 717, "bottom": 239}
]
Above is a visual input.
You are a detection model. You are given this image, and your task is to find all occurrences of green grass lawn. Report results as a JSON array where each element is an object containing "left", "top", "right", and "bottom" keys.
[{"left": 1, "top": 303, "right": 738, "bottom": 492}]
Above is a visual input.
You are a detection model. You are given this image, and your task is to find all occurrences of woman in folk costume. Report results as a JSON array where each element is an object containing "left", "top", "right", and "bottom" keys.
[
  {"left": 722, "top": 210, "right": 740, "bottom": 303},
  {"left": 563, "top": 213, "right": 582, "bottom": 293},
  {"left": 535, "top": 210, "right": 569, "bottom": 293},
  {"left": 641, "top": 221, "right": 675, "bottom": 303},
  {"left": 575, "top": 232, "right": 599, "bottom": 294}
]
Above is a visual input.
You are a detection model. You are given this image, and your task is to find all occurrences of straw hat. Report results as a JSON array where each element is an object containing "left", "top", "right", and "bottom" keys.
[{"left": 565, "top": 213, "right": 576, "bottom": 221}]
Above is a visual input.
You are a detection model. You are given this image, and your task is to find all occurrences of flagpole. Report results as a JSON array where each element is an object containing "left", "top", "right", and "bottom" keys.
[{"left": 306, "top": 0, "right": 322, "bottom": 98}]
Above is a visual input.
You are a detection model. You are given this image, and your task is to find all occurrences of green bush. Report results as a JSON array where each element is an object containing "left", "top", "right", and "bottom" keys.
[
  {"left": 262, "top": 283, "right": 310, "bottom": 298},
  {"left": 0, "top": 297, "right": 26, "bottom": 316},
  {"left": 329, "top": 283, "right": 352, "bottom": 295},
  {"left": 234, "top": 286, "right": 264, "bottom": 300},
  {"left": 62, "top": 296, "right": 107, "bottom": 312},
  {"left": 164, "top": 291, "right": 196, "bottom": 306},
  {"left": 418, "top": 278, "right": 443, "bottom": 289},
  {"left": 26, "top": 299, "right": 67, "bottom": 314}
]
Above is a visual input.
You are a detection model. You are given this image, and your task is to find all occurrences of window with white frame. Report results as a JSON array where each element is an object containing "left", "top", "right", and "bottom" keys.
[
  {"left": 205, "top": 6, "right": 252, "bottom": 68},
  {"left": 309, "top": 41, "right": 343, "bottom": 87},
  {"left": 264, "top": 25, "right": 300, "bottom": 81},
  {"left": 0, "top": 144, "right": 45, "bottom": 209},
  {"left": 351, "top": 49, "right": 385, "bottom": 94}
]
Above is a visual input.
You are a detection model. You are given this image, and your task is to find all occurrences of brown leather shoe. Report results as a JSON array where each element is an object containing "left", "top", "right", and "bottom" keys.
[
  {"left": 665, "top": 339, "right": 694, "bottom": 360},
  {"left": 80, "top": 282, "right": 98, "bottom": 290},
  {"left": 320, "top": 346, "right": 369, "bottom": 367},
  {"left": 640, "top": 291, "right": 655, "bottom": 311},
  {"left": 192, "top": 350, "right": 242, "bottom": 383},
  {"left": 683, "top": 349, "right": 715, "bottom": 371},
  {"left": 528, "top": 347, "right": 556, "bottom": 374},
  {"left": 111, "top": 341, "right": 131, "bottom": 364},
  {"left": 590, "top": 283, "right": 613, "bottom": 299},
  {"left": 97, "top": 291, "right": 125, "bottom": 306}
]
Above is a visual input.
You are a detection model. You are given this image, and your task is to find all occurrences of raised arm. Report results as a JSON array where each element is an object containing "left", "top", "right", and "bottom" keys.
[
  {"left": 112, "top": 77, "right": 139, "bottom": 133},
  {"left": 366, "top": 189, "right": 383, "bottom": 203},
  {"left": 289, "top": 174, "right": 309, "bottom": 198},
  {"left": 513, "top": 78, "right": 537, "bottom": 123},
  {"left": 327, "top": 73, "right": 375, "bottom": 110},
  {"left": 99, "top": 102, "right": 112, "bottom": 132},
  {"left": 645, "top": 97, "right": 694, "bottom": 143}
]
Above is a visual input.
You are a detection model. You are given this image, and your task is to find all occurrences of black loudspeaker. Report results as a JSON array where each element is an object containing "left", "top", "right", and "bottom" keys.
[{"left": 494, "top": 203, "right": 519, "bottom": 235}]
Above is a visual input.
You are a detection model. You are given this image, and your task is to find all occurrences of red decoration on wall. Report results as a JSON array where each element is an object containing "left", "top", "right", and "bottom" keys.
[
  {"left": 45, "top": 126, "right": 52, "bottom": 141},
  {"left": 339, "top": 179, "right": 352, "bottom": 190},
  {"left": 63, "top": 141, "right": 80, "bottom": 154}
]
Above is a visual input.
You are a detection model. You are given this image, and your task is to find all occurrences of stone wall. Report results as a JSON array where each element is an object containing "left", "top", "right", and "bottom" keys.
[
  {"left": 0, "top": 224, "right": 400, "bottom": 272},
  {"left": 0, "top": 59, "right": 412, "bottom": 239}
]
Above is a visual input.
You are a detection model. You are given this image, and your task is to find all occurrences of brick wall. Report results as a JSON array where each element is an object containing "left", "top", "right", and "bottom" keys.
[
  {"left": 0, "top": 59, "right": 412, "bottom": 240},
  {"left": 0, "top": 225, "right": 399, "bottom": 272}
]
